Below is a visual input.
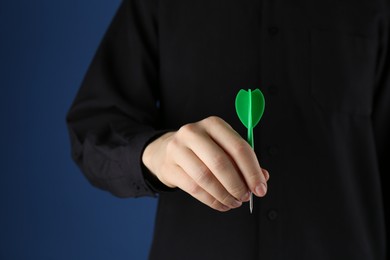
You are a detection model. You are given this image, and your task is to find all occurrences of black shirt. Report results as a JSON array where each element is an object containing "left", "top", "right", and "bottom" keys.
[{"left": 67, "top": 0, "right": 390, "bottom": 259}]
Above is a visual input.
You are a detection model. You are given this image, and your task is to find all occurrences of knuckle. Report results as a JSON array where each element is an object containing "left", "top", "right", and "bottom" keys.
[
  {"left": 210, "top": 198, "right": 219, "bottom": 208},
  {"left": 178, "top": 123, "right": 198, "bottom": 138},
  {"left": 232, "top": 140, "right": 250, "bottom": 156},
  {"left": 165, "top": 137, "right": 179, "bottom": 154},
  {"left": 210, "top": 199, "right": 228, "bottom": 212},
  {"left": 187, "top": 181, "right": 202, "bottom": 195},
  {"left": 207, "top": 115, "right": 222, "bottom": 123},
  {"left": 158, "top": 163, "right": 169, "bottom": 178},
  {"left": 220, "top": 193, "right": 238, "bottom": 208},
  {"left": 157, "top": 164, "right": 175, "bottom": 188},
  {"left": 203, "top": 116, "right": 223, "bottom": 127},
  {"left": 247, "top": 171, "right": 262, "bottom": 187},
  {"left": 220, "top": 193, "right": 230, "bottom": 205},
  {"left": 229, "top": 183, "right": 248, "bottom": 199},
  {"left": 194, "top": 166, "right": 213, "bottom": 186},
  {"left": 210, "top": 153, "right": 230, "bottom": 172}
]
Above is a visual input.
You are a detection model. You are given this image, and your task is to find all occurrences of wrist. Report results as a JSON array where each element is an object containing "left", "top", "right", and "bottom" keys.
[{"left": 142, "top": 131, "right": 174, "bottom": 177}]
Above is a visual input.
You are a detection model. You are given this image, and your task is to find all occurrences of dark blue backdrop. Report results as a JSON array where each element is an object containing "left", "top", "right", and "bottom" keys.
[{"left": 0, "top": 1, "right": 157, "bottom": 259}]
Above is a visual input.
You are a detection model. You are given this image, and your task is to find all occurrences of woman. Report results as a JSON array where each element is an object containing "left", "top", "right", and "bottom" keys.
[{"left": 67, "top": 0, "right": 389, "bottom": 258}]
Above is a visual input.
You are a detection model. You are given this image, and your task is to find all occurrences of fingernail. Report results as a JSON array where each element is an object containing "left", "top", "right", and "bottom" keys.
[
  {"left": 221, "top": 205, "right": 230, "bottom": 211},
  {"left": 255, "top": 183, "right": 267, "bottom": 197},
  {"left": 232, "top": 199, "right": 242, "bottom": 208},
  {"left": 240, "top": 192, "right": 251, "bottom": 202},
  {"left": 263, "top": 169, "right": 270, "bottom": 181}
]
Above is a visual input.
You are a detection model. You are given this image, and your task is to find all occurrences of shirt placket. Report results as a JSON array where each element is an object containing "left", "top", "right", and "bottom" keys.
[{"left": 257, "top": 0, "right": 283, "bottom": 259}]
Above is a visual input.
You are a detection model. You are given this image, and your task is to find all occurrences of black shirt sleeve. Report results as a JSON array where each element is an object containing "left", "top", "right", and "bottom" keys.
[
  {"left": 372, "top": 1, "right": 390, "bottom": 253},
  {"left": 66, "top": 0, "right": 168, "bottom": 198}
]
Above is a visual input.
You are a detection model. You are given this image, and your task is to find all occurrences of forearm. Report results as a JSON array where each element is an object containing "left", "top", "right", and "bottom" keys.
[{"left": 66, "top": 0, "right": 162, "bottom": 198}]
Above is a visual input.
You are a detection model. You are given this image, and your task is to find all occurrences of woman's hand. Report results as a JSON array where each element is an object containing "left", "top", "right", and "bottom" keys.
[{"left": 142, "top": 116, "right": 269, "bottom": 212}]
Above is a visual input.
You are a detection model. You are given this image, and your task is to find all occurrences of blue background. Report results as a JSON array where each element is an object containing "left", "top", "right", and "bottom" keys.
[{"left": 0, "top": 1, "right": 157, "bottom": 259}]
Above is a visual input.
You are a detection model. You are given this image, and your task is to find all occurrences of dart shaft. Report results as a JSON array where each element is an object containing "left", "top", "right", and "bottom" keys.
[
  {"left": 248, "top": 127, "right": 254, "bottom": 213},
  {"left": 247, "top": 89, "right": 254, "bottom": 213},
  {"left": 250, "top": 193, "right": 253, "bottom": 213}
]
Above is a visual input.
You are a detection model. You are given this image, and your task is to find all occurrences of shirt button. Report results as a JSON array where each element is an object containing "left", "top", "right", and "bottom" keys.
[
  {"left": 268, "top": 146, "right": 278, "bottom": 156},
  {"left": 267, "top": 209, "right": 279, "bottom": 221},
  {"left": 268, "top": 26, "right": 279, "bottom": 36},
  {"left": 133, "top": 182, "right": 141, "bottom": 190}
]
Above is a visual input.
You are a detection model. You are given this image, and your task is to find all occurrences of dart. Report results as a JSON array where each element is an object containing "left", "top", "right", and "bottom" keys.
[{"left": 235, "top": 89, "right": 265, "bottom": 213}]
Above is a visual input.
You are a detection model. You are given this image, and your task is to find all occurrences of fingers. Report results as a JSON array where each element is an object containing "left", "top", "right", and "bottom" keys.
[
  {"left": 144, "top": 116, "right": 270, "bottom": 212},
  {"left": 169, "top": 164, "right": 232, "bottom": 212},
  {"left": 200, "top": 116, "right": 268, "bottom": 198},
  {"left": 263, "top": 169, "right": 270, "bottom": 181},
  {"left": 177, "top": 122, "right": 251, "bottom": 203},
  {"left": 173, "top": 146, "right": 244, "bottom": 209}
]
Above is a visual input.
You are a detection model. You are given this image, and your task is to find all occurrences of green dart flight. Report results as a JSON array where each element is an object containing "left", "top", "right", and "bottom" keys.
[{"left": 235, "top": 88, "right": 265, "bottom": 213}]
